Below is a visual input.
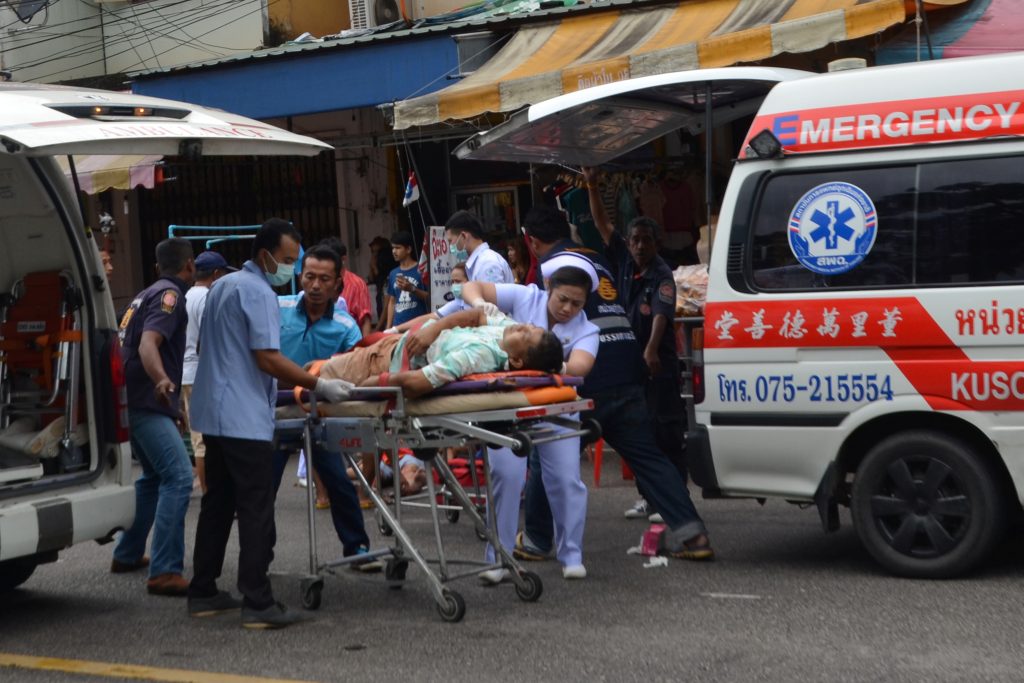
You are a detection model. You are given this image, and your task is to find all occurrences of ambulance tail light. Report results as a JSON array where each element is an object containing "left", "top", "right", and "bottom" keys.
[
  {"left": 106, "top": 337, "right": 130, "bottom": 443},
  {"left": 691, "top": 327, "right": 704, "bottom": 404}
]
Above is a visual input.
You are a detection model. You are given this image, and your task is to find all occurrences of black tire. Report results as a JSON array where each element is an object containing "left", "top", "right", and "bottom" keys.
[
  {"left": 445, "top": 508, "right": 460, "bottom": 524},
  {"left": 0, "top": 557, "right": 37, "bottom": 593},
  {"left": 510, "top": 431, "right": 533, "bottom": 458},
  {"left": 851, "top": 430, "right": 1004, "bottom": 579},
  {"left": 436, "top": 589, "right": 466, "bottom": 623},
  {"left": 514, "top": 571, "right": 543, "bottom": 602},
  {"left": 378, "top": 519, "right": 394, "bottom": 537},
  {"left": 300, "top": 579, "right": 323, "bottom": 610}
]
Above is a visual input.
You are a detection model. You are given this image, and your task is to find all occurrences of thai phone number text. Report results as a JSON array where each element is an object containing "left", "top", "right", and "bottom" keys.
[{"left": 716, "top": 373, "right": 894, "bottom": 403}]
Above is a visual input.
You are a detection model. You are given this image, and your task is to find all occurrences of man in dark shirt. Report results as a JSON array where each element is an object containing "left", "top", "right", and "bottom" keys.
[
  {"left": 584, "top": 168, "right": 689, "bottom": 486},
  {"left": 517, "top": 206, "right": 712, "bottom": 562},
  {"left": 111, "top": 238, "right": 196, "bottom": 596}
]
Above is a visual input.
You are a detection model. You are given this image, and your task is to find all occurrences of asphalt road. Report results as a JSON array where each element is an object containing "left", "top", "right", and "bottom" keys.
[{"left": 3, "top": 452, "right": 1024, "bottom": 683}]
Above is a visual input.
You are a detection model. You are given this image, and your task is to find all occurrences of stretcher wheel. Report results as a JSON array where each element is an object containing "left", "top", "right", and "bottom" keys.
[
  {"left": 510, "top": 431, "right": 533, "bottom": 457},
  {"left": 474, "top": 525, "right": 488, "bottom": 542},
  {"left": 385, "top": 559, "right": 408, "bottom": 588},
  {"left": 300, "top": 578, "right": 323, "bottom": 610},
  {"left": 436, "top": 589, "right": 466, "bottom": 623},
  {"left": 378, "top": 519, "right": 394, "bottom": 537},
  {"left": 581, "top": 418, "right": 602, "bottom": 446},
  {"left": 445, "top": 508, "right": 460, "bottom": 524},
  {"left": 514, "top": 571, "right": 543, "bottom": 603}
]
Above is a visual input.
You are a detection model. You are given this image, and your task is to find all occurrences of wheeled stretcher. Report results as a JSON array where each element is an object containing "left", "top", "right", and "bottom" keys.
[{"left": 274, "top": 374, "right": 599, "bottom": 622}]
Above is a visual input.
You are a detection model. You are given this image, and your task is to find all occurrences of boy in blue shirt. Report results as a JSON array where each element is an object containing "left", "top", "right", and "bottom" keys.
[{"left": 384, "top": 231, "right": 429, "bottom": 328}]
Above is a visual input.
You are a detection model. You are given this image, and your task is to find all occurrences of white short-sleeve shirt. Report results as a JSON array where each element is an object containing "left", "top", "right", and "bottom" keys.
[{"left": 494, "top": 283, "right": 599, "bottom": 360}]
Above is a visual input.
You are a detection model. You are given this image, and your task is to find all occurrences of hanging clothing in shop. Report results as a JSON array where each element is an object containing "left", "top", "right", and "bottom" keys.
[
  {"left": 617, "top": 182, "right": 638, "bottom": 229},
  {"left": 660, "top": 177, "right": 697, "bottom": 251},
  {"left": 638, "top": 178, "right": 665, "bottom": 228},
  {"left": 559, "top": 187, "right": 604, "bottom": 252}
]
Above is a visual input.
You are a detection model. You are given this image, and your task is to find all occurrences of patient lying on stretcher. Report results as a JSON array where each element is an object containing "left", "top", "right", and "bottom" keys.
[{"left": 315, "top": 308, "right": 564, "bottom": 399}]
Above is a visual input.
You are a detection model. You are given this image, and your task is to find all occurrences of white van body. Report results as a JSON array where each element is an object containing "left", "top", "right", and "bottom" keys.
[
  {"left": 0, "top": 83, "right": 329, "bottom": 592},
  {"left": 456, "top": 52, "right": 1024, "bottom": 578}
]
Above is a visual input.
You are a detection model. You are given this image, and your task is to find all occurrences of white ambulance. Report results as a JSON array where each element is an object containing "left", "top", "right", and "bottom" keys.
[
  {"left": 456, "top": 52, "right": 1024, "bottom": 578},
  {"left": 0, "top": 84, "right": 329, "bottom": 592}
]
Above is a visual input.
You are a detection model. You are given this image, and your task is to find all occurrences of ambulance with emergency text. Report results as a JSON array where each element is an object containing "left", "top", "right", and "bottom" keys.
[
  {"left": 456, "top": 51, "right": 1024, "bottom": 578},
  {"left": 694, "top": 53, "right": 1024, "bottom": 579}
]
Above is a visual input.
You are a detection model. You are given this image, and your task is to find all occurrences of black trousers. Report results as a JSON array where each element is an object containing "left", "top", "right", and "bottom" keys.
[
  {"left": 645, "top": 368, "right": 689, "bottom": 483},
  {"left": 189, "top": 435, "right": 277, "bottom": 610}
]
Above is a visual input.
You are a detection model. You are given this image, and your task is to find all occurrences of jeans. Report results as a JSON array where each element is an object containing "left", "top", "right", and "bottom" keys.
[
  {"left": 272, "top": 441, "right": 370, "bottom": 555},
  {"left": 523, "top": 384, "right": 706, "bottom": 552},
  {"left": 113, "top": 409, "right": 193, "bottom": 578},
  {"left": 189, "top": 435, "right": 277, "bottom": 610},
  {"left": 646, "top": 368, "right": 689, "bottom": 483}
]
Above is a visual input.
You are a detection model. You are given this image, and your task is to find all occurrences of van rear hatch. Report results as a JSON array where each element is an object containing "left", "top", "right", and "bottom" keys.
[
  {"left": 0, "top": 82, "right": 331, "bottom": 157},
  {"left": 454, "top": 67, "right": 812, "bottom": 166}
]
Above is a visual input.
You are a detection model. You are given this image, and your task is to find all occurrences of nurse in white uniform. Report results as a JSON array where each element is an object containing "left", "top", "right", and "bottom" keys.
[{"left": 459, "top": 254, "right": 600, "bottom": 581}]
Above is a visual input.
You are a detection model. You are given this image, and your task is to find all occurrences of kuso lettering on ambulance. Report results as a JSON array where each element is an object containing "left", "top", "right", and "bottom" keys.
[
  {"left": 706, "top": 298, "right": 1024, "bottom": 412},
  {"left": 743, "top": 90, "right": 1024, "bottom": 156}
]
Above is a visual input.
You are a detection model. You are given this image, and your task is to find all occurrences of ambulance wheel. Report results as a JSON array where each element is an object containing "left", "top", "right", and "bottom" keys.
[
  {"left": 300, "top": 578, "right": 323, "bottom": 610},
  {"left": 851, "top": 430, "right": 1004, "bottom": 579},
  {"left": 510, "top": 431, "right": 533, "bottom": 457},
  {"left": 514, "top": 571, "right": 543, "bottom": 602},
  {"left": 436, "top": 589, "right": 466, "bottom": 623},
  {"left": 0, "top": 557, "right": 37, "bottom": 593}
]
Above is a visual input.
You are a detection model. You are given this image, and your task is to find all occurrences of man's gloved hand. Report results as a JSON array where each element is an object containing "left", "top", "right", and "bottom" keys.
[
  {"left": 315, "top": 377, "right": 356, "bottom": 403},
  {"left": 470, "top": 299, "right": 500, "bottom": 317}
]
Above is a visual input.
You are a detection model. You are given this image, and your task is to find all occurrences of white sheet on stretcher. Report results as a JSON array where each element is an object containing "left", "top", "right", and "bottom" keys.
[{"left": 275, "top": 388, "right": 579, "bottom": 419}]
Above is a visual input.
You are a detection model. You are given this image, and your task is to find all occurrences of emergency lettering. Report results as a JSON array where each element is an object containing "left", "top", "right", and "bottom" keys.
[{"left": 748, "top": 90, "right": 1024, "bottom": 156}]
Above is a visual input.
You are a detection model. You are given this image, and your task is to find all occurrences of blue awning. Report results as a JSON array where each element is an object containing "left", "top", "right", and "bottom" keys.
[{"left": 130, "top": 34, "right": 460, "bottom": 120}]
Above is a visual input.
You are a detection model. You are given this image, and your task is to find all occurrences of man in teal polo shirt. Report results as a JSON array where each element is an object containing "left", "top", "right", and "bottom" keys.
[{"left": 272, "top": 245, "right": 377, "bottom": 569}]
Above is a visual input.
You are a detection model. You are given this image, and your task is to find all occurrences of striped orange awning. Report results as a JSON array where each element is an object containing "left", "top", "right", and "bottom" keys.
[
  {"left": 56, "top": 154, "right": 163, "bottom": 195},
  {"left": 393, "top": 0, "right": 967, "bottom": 130}
]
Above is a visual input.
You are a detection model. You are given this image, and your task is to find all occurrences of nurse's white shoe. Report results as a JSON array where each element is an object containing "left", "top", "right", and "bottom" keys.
[
  {"left": 478, "top": 568, "right": 510, "bottom": 585},
  {"left": 562, "top": 564, "right": 587, "bottom": 580}
]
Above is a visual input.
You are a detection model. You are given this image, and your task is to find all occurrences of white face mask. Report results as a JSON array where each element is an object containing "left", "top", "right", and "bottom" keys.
[
  {"left": 449, "top": 235, "right": 469, "bottom": 263},
  {"left": 451, "top": 283, "right": 463, "bottom": 299},
  {"left": 263, "top": 251, "right": 294, "bottom": 286}
]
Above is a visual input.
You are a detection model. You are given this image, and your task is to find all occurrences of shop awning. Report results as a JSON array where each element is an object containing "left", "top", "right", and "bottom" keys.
[
  {"left": 877, "top": 0, "right": 1022, "bottom": 64},
  {"left": 56, "top": 155, "right": 163, "bottom": 195},
  {"left": 393, "top": 0, "right": 916, "bottom": 130}
]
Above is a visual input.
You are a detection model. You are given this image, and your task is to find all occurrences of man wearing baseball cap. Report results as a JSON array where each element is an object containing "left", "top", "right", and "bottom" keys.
[{"left": 181, "top": 251, "right": 235, "bottom": 494}]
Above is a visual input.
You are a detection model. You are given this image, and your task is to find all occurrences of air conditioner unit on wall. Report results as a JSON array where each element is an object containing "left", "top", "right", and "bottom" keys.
[{"left": 349, "top": 0, "right": 402, "bottom": 29}]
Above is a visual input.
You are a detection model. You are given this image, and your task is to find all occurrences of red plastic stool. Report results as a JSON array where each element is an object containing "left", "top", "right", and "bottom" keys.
[{"left": 590, "top": 438, "right": 634, "bottom": 488}]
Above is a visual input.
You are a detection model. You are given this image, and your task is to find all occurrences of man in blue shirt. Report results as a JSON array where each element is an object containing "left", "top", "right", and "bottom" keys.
[
  {"left": 112, "top": 238, "right": 195, "bottom": 596},
  {"left": 272, "top": 245, "right": 379, "bottom": 570},
  {"left": 187, "top": 219, "right": 355, "bottom": 629}
]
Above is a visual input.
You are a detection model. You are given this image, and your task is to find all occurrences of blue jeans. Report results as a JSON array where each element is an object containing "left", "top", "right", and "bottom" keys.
[
  {"left": 524, "top": 384, "right": 706, "bottom": 551},
  {"left": 113, "top": 409, "right": 193, "bottom": 578},
  {"left": 272, "top": 441, "right": 370, "bottom": 555}
]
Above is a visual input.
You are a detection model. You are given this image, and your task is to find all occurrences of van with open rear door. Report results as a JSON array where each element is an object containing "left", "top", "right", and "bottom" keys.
[
  {"left": 456, "top": 53, "right": 1024, "bottom": 578},
  {"left": 0, "top": 83, "right": 330, "bottom": 592}
]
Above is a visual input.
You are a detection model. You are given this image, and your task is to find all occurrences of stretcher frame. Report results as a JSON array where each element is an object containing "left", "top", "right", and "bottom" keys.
[{"left": 274, "top": 387, "right": 597, "bottom": 622}]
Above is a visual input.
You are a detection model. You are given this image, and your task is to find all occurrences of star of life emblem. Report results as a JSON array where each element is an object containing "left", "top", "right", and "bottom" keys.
[{"left": 787, "top": 182, "right": 877, "bottom": 276}]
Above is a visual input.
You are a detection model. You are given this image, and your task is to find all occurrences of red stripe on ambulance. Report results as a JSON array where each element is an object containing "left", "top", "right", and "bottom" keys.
[
  {"left": 742, "top": 89, "right": 1024, "bottom": 156},
  {"left": 705, "top": 299, "right": 1024, "bottom": 412}
]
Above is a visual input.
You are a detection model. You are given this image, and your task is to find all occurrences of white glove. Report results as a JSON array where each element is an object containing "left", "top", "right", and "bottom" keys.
[
  {"left": 383, "top": 327, "right": 399, "bottom": 334},
  {"left": 470, "top": 299, "right": 500, "bottom": 317},
  {"left": 315, "top": 377, "right": 356, "bottom": 403}
]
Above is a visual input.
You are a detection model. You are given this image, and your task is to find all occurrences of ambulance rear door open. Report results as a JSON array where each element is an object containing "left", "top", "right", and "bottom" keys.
[{"left": 453, "top": 67, "right": 813, "bottom": 167}]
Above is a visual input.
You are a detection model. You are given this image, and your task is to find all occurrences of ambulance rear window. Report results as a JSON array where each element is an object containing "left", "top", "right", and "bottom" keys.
[{"left": 749, "top": 155, "right": 1024, "bottom": 290}]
